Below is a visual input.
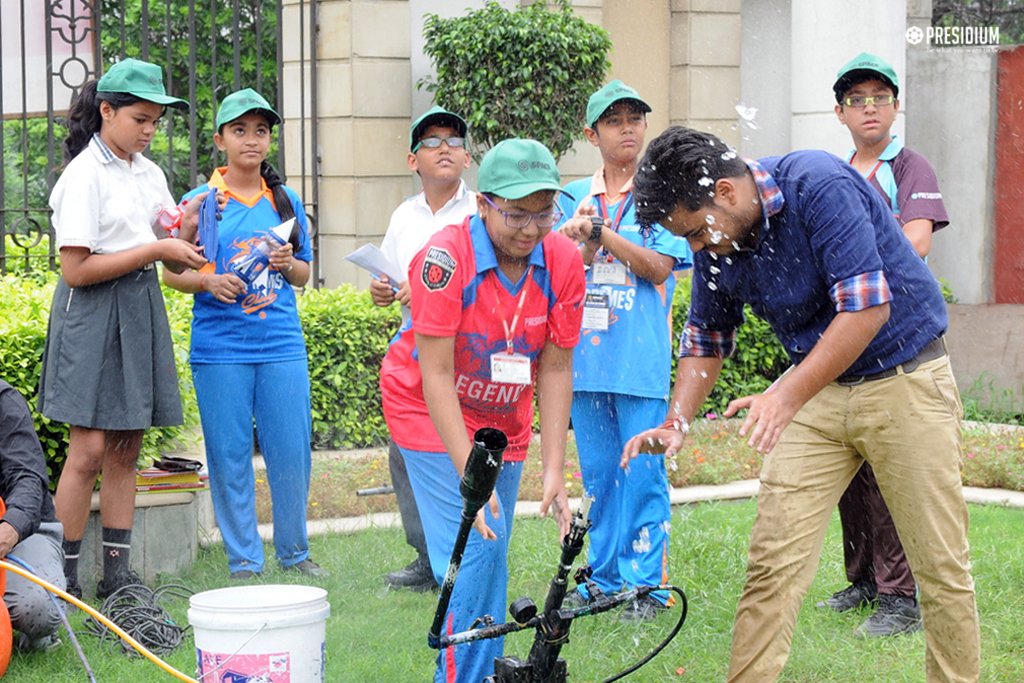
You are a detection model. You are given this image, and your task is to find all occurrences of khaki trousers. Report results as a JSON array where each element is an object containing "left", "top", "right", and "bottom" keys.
[{"left": 727, "top": 356, "right": 980, "bottom": 683}]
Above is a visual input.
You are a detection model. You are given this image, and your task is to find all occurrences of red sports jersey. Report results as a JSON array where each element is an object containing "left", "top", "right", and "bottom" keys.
[{"left": 380, "top": 215, "right": 585, "bottom": 461}]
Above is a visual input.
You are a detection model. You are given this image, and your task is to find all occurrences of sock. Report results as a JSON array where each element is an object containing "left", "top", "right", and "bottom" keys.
[
  {"left": 62, "top": 538, "right": 82, "bottom": 586},
  {"left": 101, "top": 527, "right": 132, "bottom": 580}
]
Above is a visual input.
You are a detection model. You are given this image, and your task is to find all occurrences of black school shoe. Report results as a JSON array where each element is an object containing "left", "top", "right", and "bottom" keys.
[
  {"left": 816, "top": 580, "right": 878, "bottom": 612},
  {"left": 230, "top": 569, "right": 261, "bottom": 581},
  {"left": 854, "top": 594, "right": 923, "bottom": 638},
  {"left": 284, "top": 558, "right": 329, "bottom": 579},
  {"left": 385, "top": 556, "right": 437, "bottom": 592},
  {"left": 96, "top": 569, "right": 144, "bottom": 600}
]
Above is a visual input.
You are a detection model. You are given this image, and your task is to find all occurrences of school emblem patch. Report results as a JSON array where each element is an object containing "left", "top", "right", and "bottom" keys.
[{"left": 422, "top": 246, "right": 456, "bottom": 291}]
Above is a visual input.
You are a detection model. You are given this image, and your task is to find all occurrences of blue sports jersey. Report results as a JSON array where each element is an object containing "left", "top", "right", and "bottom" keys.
[
  {"left": 557, "top": 176, "right": 692, "bottom": 398},
  {"left": 182, "top": 168, "right": 313, "bottom": 364}
]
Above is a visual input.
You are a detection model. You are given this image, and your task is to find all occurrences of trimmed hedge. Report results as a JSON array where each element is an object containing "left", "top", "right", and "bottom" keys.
[
  {"left": 670, "top": 275, "right": 790, "bottom": 416},
  {"left": 298, "top": 285, "right": 398, "bottom": 449},
  {"left": 0, "top": 271, "right": 795, "bottom": 486},
  {"left": 0, "top": 274, "right": 201, "bottom": 485}
]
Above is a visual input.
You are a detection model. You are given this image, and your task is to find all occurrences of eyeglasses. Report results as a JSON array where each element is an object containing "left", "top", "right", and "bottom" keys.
[
  {"left": 482, "top": 194, "right": 563, "bottom": 230},
  {"left": 412, "top": 136, "right": 466, "bottom": 152},
  {"left": 842, "top": 95, "right": 895, "bottom": 109}
]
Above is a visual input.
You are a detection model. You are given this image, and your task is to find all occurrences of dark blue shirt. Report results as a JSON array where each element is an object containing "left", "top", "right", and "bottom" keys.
[{"left": 685, "top": 150, "right": 947, "bottom": 377}]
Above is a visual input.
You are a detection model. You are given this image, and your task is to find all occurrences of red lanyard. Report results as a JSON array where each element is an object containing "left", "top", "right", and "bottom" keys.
[
  {"left": 596, "top": 193, "right": 635, "bottom": 262},
  {"left": 597, "top": 193, "right": 629, "bottom": 234},
  {"left": 495, "top": 266, "right": 533, "bottom": 354}
]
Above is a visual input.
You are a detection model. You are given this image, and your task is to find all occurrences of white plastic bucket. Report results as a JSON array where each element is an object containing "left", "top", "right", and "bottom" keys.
[{"left": 188, "top": 584, "right": 330, "bottom": 683}]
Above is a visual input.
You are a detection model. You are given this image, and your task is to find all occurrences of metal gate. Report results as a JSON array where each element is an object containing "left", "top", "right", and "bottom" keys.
[{"left": 0, "top": 0, "right": 320, "bottom": 284}]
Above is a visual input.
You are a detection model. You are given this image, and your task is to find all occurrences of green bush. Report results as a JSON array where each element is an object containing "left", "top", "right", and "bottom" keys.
[
  {"left": 299, "top": 285, "right": 399, "bottom": 449},
  {"left": 670, "top": 278, "right": 790, "bottom": 416},
  {"left": 2, "top": 270, "right": 793, "bottom": 483},
  {"left": 0, "top": 274, "right": 64, "bottom": 483},
  {"left": 419, "top": 0, "right": 611, "bottom": 160},
  {"left": 0, "top": 275, "right": 201, "bottom": 487}
]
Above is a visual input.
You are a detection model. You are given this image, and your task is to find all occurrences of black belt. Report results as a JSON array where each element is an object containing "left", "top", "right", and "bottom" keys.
[{"left": 836, "top": 337, "right": 947, "bottom": 387}]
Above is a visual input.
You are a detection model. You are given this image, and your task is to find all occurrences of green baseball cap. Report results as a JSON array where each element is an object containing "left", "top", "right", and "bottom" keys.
[
  {"left": 410, "top": 105, "right": 468, "bottom": 151},
  {"left": 97, "top": 58, "right": 189, "bottom": 111},
  {"left": 833, "top": 52, "right": 899, "bottom": 103},
  {"left": 477, "top": 138, "right": 567, "bottom": 200},
  {"left": 215, "top": 88, "right": 282, "bottom": 130},
  {"left": 586, "top": 79, "right": 651, "bottom": 128}
]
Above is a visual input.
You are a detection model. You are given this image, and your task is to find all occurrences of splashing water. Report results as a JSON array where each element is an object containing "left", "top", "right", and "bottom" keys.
[
  {"left": 698, "top": 176, "right": 713, "bottom": 187},
  {"left": 707, "top": 281, "right": 718, "bottom": 291},
  {"left": 632, "top": 526, "right": 652, "bottom": 554},
  {"left": 704, "top": 214, "right": 716, "bottom": 225},
  {"left": 735, "top": 103, "right": 760, "bottom": 130},
  {"left": 709, "top": 265, "right": 720, "bottom": 275},
  {"left": 709, "top": 230, "right": 723, "bottom": 244}
]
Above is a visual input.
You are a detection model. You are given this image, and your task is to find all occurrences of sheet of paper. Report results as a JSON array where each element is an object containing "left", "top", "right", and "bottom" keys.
[{"left": 344, "top": 243, "right": 406, "bottom": 284}]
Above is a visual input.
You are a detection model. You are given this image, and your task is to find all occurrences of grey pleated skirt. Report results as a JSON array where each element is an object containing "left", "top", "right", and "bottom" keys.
[{"left": 37, "top": 267, "right": 183, "bottom": 430}]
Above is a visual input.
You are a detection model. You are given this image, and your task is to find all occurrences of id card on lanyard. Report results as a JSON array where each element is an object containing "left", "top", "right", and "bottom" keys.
[{"left": 490, "top": 267, "right": 533, "bottom": 385}]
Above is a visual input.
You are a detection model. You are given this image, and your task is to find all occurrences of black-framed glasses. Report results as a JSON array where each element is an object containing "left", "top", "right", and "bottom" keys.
[
  {"left": 482, "top": 194, "right": 562, "bottom": 230},
  {"left": 842, "top": 95, "right": 895, "bottom": 109},
  {"left": 412, "top": 136, "right": 466, "bottom": 152}
]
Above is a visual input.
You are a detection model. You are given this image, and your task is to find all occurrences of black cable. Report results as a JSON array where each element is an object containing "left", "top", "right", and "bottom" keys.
[
  {"left": 600, "top": 585, "right": 688, "bottom": 683},
  {"left": 83, "top": 582, "right": 194, "bottom": 656}
]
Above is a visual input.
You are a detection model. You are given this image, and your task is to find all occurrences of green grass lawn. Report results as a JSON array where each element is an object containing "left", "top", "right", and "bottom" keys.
[{"left": 7, "top": 500, "right": 1023, "bottom": 682}]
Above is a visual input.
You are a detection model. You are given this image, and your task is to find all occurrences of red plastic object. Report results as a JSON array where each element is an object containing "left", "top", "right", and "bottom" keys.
[{"left": 0, "top": 497, "right": 12, "bottom": 676}]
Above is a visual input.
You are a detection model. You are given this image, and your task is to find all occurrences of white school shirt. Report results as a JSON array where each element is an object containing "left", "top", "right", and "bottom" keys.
[
  {"left": 49, "top": 134, "right": 176, "bottom": 254},
  {"left": 380, "top": 180, "right": 477, "bottom": 281},
  {"left": 379, "top": 180, "right": 477, "bottom": 323}
]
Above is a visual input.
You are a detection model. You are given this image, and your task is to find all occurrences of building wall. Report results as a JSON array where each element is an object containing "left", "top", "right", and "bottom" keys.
[
  {"left": 286, "top": 0, "right": 1006, "bottom": 309},
  {"left": 907, "top": 49, "right": 997, "bottom": 305}
]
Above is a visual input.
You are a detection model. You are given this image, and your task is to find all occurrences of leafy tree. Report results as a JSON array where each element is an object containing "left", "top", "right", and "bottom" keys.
[
  {"left": 98, "top": 0, "right": 280, "bottom": 197},
  {"left": 2, "top": 0, "right": 280, "bottom": 274},
  {"left": 419, "top": 0, "right": 611, "bottom": 160},
  {"left": 932, "top": 0, "right": 1024, "bottom": 44}
]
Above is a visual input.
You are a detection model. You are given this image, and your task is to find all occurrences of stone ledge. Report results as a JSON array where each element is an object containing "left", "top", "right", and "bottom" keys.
[{"left": 76, "top": 488, "right": 214, "bottom": 595}]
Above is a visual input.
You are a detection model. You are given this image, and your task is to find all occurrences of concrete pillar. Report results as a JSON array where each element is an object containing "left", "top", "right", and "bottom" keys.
[
  {"left": 789, "top": 0, "right": 906, "bottom": 155},
  {"left": 669, "top": 0, "right": 743, "bottom": 149},
  {"left": 282, "top": 0, "right": 414, "bottom": 289},
  {"left": 739, "top": 0, "right": 791, "bottom": 157},
  {"left": 553, "top": 0, "right": 606, "bottom": 181}
]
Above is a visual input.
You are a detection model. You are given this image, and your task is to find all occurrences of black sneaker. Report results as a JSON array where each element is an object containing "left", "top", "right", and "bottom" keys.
[
  {"left": 815, "top": 580, "right": 878, "bottom": 612},
  {"left": 385, "top": 556, "right": 437, "bottom": 592},
  {"left": 854, "top": 594, "right": 923, "bottom": 638},
  {"left": 284, "top": 558, "right": 329, "bottom": 579},
  {"left": 619, "top": 595, "right": 668, "bottom": 623},
  {"left": 96, "top": 570, "right": 144, "bottom": 600},
  {"left": 64, "top": 580, "right": 83, "bottom": 600}
]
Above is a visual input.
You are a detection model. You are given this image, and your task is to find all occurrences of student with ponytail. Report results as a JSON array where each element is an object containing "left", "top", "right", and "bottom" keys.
[
  {"left": 164, "top": 88, "right": 323, "bottom": 580},
  {"left": 39, "top": 58, "right": 208, "bottom": 599}
]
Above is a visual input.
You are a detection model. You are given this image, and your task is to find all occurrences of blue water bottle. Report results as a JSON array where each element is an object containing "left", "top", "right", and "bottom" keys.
[{"left": 229, "top": 218, "right": 295, "bottom": 284}]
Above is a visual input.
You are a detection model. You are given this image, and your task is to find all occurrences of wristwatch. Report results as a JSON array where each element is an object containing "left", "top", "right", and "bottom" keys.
[{"left": 589, "top": 216, "right": 604, "bottom": 242}]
